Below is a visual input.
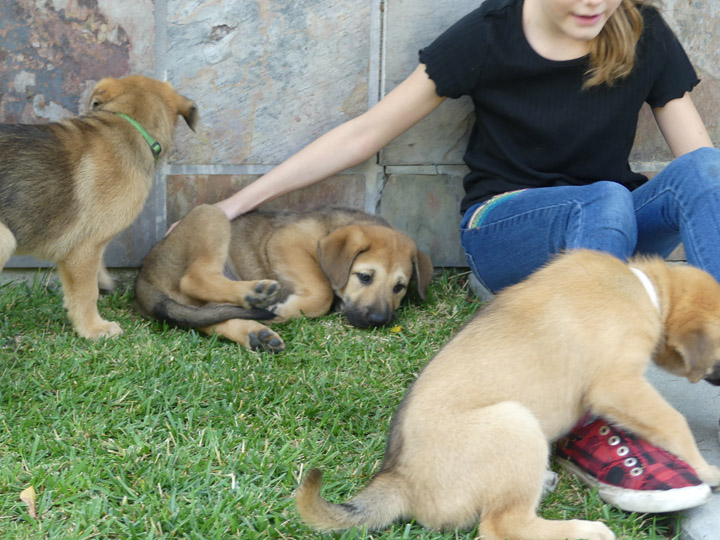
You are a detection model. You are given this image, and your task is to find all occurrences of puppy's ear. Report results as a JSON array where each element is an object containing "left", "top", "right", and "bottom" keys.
[
  {"left": 412, "top": 249, "right": 433, "bottom": 301},
  {"left": 88, "top": 78, "right": 117, "bottom": 109},
  {"left": 317, "top": 226, "right": 369, "bottom": 290},
  {"left": 668, "top": 327, "right": 717, "bottom": 383},
  {"left": 176, "top": 96, "right": 199, "bottom": 131}
]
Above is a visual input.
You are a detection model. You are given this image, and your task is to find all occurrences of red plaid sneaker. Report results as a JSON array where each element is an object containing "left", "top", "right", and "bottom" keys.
[{"left": 556, "top": 416, "right": 711, "bottom": 513}]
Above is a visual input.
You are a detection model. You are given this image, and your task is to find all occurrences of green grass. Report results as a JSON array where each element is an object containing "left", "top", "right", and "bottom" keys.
[{"left": 0, "top": 270, "right": 682, "bottom": 539}]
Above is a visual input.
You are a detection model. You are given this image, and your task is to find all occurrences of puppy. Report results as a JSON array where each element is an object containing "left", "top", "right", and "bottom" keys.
[
  {"left": 296, "top": 250, "right": 720, "bottom": 540},
  {"left": 0, "top": 75, "right": 197, "bottom": 339},
  {"left": 135, "top": 204, "right": 433, "bottom": 351}
]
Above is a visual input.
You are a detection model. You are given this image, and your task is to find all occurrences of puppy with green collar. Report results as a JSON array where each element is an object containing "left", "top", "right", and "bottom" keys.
[{"left": 0, "top": 75, "right": 197, "bottom": 339}]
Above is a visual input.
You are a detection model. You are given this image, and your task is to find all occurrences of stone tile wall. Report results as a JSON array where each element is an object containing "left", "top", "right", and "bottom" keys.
[{"left": 3, "top": 0, "right": 717, "bottom": 268}]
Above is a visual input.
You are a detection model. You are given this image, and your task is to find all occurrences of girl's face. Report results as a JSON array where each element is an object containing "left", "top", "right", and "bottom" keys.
[{"left": 532, "top": 0, "right": 623, "bottom": 43}]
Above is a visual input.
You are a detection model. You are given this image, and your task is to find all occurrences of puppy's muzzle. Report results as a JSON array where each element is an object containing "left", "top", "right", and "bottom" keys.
[{"left": 345, "top": 304, "right": 395, "bottom": 329}]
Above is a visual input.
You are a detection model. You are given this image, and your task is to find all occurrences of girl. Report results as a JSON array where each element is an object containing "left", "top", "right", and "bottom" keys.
[{"left": 213, "top": 0, "right": 719, "bottom": 513}]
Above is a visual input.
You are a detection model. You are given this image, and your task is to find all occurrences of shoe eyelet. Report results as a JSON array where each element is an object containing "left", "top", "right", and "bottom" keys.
[
  {"left": 624, "top": 457, "right": 638, "bottom": 467},
  {"left": 630, "top": 467, "right": 644, "bottom": 476},
  {"left": 599, "top": 426, "right": 610, "bottom": 436},
  {"left": 616, "top": 446, "right": 630, "bottom": 457},
  {"left": 608, "top": 436, "right": 621, "bottom": 446}
]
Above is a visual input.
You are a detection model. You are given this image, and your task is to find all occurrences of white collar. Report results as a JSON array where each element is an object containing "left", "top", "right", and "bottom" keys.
[{"left": 629, "top": 267, "right": 660, "bottom": 312}]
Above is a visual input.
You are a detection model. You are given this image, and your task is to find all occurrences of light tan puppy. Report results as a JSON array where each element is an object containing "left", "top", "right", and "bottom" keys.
[
  {"left": 297, "top": 250, "right": 720, "bottom": 540},
  {"left": 135, "top": 205, "right": 433, "bottom": 351},
  {"left": 0, "top": 75, "right": 197, "bottom": 339}
]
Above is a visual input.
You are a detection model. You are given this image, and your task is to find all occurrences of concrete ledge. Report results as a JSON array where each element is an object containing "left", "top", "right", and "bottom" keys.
[{"left": 646, "top": 365, "right": 720, "bottom": 540}]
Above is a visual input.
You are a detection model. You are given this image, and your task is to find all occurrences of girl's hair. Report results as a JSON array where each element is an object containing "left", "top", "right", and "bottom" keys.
[{"left": 584, "top": 0, "right": 655, "bottom": 88}]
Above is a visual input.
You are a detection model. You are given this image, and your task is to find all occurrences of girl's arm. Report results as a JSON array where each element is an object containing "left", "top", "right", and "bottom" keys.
[
  {"left": 652, "top": 92, "right": 713, "bottom": 158},
  {"left": 216, "top": 64, "right": 446, "bottom": 220}
]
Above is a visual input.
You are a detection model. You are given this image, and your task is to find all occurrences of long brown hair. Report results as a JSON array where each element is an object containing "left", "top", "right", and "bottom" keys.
[{"left": 584, "top": 0, "right": 656, "bottom": 88}]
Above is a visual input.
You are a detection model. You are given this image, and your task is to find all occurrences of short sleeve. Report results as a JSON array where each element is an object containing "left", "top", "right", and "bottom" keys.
[
  {"left": 644, "top": 8, "right": 700, "bottom": 108},
  {"left": 418, "top": 7, "right": 492, "bottom": 99}
]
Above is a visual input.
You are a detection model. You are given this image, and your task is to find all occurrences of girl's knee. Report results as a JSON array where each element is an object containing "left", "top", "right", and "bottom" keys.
[
  {"left": 572, "top": 182, "right": 636, "bottom": 257},
  {"left": 668, "top": 147, "right": 720, "bottom": 191},
  {"left": 586, "top": 181, "right": 635, "bottom": 221}
]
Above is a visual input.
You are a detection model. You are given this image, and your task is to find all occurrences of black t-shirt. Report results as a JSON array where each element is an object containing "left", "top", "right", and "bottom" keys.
[{"left": 419, "top": 0, "right": 700, "bottom": 212}]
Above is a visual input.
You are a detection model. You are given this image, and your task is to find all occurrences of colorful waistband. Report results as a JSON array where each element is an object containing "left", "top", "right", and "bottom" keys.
[{"left": 467, "top": 189, "right": 528, "bottom": 229}]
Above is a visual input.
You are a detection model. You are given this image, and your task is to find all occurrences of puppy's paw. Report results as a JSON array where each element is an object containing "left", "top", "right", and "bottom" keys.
[
  {"left": 569, "top": 520, "right": 615, "bottom": 540},
  {"left": 696, "top": 464, "right": 720, "bottom": 487},
  {"left": 267, "top": 294, "right": 299, "bottom": 321},
  {"left": 244, "top": 280, "right": 281, "bottom": 309},
  {"left": 79, "top": 320, "right": 123, "bottom": 339},
  {"left": 541, "top": 469, "right": 558, "bottom": 498},
  {"left": 248, "top": 328, "right": 284, "bottom": 353}
]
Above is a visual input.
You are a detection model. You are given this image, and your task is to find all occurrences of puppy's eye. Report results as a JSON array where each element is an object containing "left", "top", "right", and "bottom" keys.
[
  {"left": 393, "top": 283, "right": 406, "bottom": 294},
  {"left": 357, "top": 273, "right": 373, "bottom": 285}
]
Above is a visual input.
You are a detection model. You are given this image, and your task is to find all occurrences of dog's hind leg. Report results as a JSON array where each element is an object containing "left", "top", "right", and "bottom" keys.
[
  {"left": 474, "top": 406, "right": 615, "bottom": 540},
  {"left": 421, "top": 401, "right": 614, "bottom": 540},
  {"left": 481, "top": 507, "right": 615, "bottom": 540},
  {"left": 57, "top": 242, "right": 122, "bottom": 339},
  {"left": 0, "top": 224, "right": 17, "bottom": 271},
  {"left": 175, "top": 206, "right": 281, "bottom": 309},
  {"left": 180, "top": 263, "right": 280, "bottom": 310},
  {"left": 200, "top": 319, "right": 284, "bottom": 352}
]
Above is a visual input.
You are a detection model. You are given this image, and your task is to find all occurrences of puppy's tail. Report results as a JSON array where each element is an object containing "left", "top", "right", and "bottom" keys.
[
  {"left": 296, "top": 468, "right": 408, "bottom": 532},
  {"left": 134, "top": 276, "right": 274, "bottom": 327}
]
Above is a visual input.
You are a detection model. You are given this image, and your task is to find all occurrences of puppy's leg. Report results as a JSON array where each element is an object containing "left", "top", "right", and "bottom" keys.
[
  {"left": 57, "top": 243, "right": 122, "bottom": 339},
  {"left": 172, "top": 205, "right": 281, "bottom": 308},
  {"left": 481, "top": 507, "right": 615, "bottom": 540},
  {"left": 269, "top": 267, "right": 335, "bottom": 321},
  {"left": 180, "top": 264, "right": 280, "bottom": 309},
  {"left": 412, "top": 402, "right": 614, "bottom": 540},
  {"left": 589, "top": 379, "right": 720, "bottom": 487},
  {"left": 200, "top": 319, "right": 284, "bottom": 353}
]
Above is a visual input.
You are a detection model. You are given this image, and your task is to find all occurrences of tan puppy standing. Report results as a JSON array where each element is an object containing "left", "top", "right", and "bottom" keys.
[
  {"left": 297, "top": 249, "right": 720, "bottom": 540},
  {"left": 0, "top": 75, "right": 197, "bottom": 339}
]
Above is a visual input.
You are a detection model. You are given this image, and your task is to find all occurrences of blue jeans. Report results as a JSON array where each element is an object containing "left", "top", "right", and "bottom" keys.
[{"left": 460, "top": 147, "right": 720, "bottom": 292}]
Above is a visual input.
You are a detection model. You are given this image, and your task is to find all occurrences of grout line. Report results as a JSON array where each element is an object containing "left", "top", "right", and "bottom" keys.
[{"left": 155, "top": 0, "right": 168, "bottom": 80}]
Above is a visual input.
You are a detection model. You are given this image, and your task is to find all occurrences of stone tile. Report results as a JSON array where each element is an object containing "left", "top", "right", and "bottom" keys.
[
  {"left": 610, "top": 1, "right": 720, "bottom": 162},
  {"left": 0, "top": 0, "right": 154, "bottom": 123},
  {"left": 166, "top": 173, "right": 366, "bottom": 223},
  {"left": 165, "top": 0, "right": 371, "bottom": 165},
  {"left": 379, "top": 172, "right": 467, "bottom": 267},
  {"left": 381, "top": 0, "right": 476, "bottom": 166}
]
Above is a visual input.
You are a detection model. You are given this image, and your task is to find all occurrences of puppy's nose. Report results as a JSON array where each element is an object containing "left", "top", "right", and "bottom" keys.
[{"left": 367, "top": 309, "right": 394, "bottom": 326}]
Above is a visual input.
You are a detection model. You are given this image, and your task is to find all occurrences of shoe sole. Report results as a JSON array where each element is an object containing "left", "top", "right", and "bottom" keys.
[{"left": 556, "top": 458, "right": 712, "bottom": 513}]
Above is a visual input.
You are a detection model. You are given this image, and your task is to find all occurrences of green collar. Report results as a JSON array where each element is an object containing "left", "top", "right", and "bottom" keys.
[{"left": 114, "top": 113, "right": 162, "bottom": 162}]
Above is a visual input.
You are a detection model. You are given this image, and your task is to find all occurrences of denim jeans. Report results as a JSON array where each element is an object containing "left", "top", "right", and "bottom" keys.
[{"left": 460, "top": 147, "right": 720, "bottom": 293}]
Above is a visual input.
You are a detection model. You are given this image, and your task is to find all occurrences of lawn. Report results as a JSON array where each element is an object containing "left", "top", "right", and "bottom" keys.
[{"left": 0, "top": 270, "right": 680, "bottom": 539}]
